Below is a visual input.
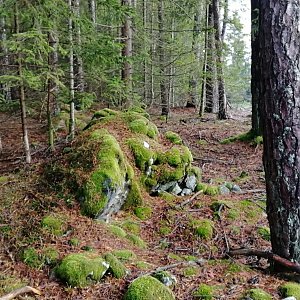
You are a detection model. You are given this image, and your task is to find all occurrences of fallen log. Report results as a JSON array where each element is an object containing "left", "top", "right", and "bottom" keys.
[
  {"left": 228, "top": 248, "right": 300, "bottom": 274},
  {"left": 0, "top": 286, "right": 41, "bottom": 300}
]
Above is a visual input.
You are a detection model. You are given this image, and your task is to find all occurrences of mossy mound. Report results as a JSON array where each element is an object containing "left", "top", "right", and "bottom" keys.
[
  {"left": 41, "top": 214, "right": 66, "bottom": 236},
  {"left": 243, "top": 288, "right": 272, "bottom": 300},
  {"left": 124, "top": 275, "right": 175, "bottom": 300},
  {"left": 165, "top": 131, "right": 182, "bottom": 145},
  {"left": 108, "top": 225, "right": 127, "bottom": 238},
  {"left": 126, "top": 234, "right": 147, "bottom": 249},
  {"left": 193, "top": 284, "right": 215, "bottom": 299},
  {"left": 103, "top": 253, "right": 127, "bottom": 279},
  {"left": 190, "top": 219, "right": 214, "bottom": 240},
  {"left": 279, "top": 282, "right": 300, "bottom": 299},
  {"left": 112, "top": 249, "right": 137, "bottom": 261},
  {"left": 22, "top": 247, "right": 43, "bottom": 269},
  {"left": 55, "top": 253, "right": 109, "bottom": 287},
  {"left": 134, "top": 206, "right": 152, "bottom": 220}
]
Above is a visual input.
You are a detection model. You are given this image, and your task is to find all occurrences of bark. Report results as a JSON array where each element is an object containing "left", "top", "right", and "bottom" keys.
[
  {"left": 251, "top": 0, "right": 261, "bottom": 135},
  {"left": 212, "top": 0, "right": 227, "bottom": 120},
  {"left": 259, "top": 1, "right": 300, "bottom": 264},
  {"left": 15, "top": 2, "right": 31, "bottom": 164},
  {"left": 121, "top": 0, "right": 133, "bottom": 106},
  {"left": 68, "top": 0, "right": 75, "bottom": 140},
  {"left": 88, "top": 0, "right": 96, "bottom": 24},
  {"left": 221, "top": 0, "right": 228, "bottom": 42},
  {"left": 149, "top": 0, "right": 155, "bottom": 107},
  {"left": 158, "top": 0, "right": 169, "bottom": 117},
  {"left": 205, "top": 3, "right": 218, "bottom": 113},
  {"left": 143, "top": 0, "right": 148, "bottom": 103}
]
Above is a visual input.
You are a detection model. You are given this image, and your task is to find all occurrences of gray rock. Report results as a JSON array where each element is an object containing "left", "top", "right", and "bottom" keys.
[
  {"left": 159, "top": 181, "right": 177, "bottom": 192},
  {"left": 181, "top": 188, "right": 192, "bottom": 196},
  {"left": 185, "top": 174, "right": 197, "bottom": 190},
  {"left": 232, "top": 184, "right": 242, "bottom": 193},
  {"left": 96, "top": 180, "right": 130, "bottom": 222},
  {"left": 219, "top": 185, "right": 231, "bottom": 195},
  {"left": 169, "top": 183, "right": 182, "bottom": 195},
  {"left": 282, "top": 297, "right": 297, "bottom": 300},
  {"left": 152, "top": 271, "right": 177, "bottom": 287}
]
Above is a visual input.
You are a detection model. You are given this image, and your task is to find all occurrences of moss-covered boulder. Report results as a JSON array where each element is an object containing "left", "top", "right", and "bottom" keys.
[
  {"left": 124, "top": 275, "right": 175, "bottom": 300},
  {"left": 55, "top": 253, "right": 109, "bottom": 287},
  {"left": 279, "top": 282, "right": 300, "bottom": 299},
  {"left": 103, "top": 253, "right": 127, "bottom": 279},
  {"left": 243, "top": 288, "right": 272, "bottom": 300}
]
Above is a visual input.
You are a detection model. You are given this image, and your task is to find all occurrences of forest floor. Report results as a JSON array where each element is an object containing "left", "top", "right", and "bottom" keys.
[{"left": 0, "top": 106, "right": 294, "bottom": 299}]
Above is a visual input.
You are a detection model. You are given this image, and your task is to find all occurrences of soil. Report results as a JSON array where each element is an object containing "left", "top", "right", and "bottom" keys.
[{"left": 0, "top": 107, "right": 291, "bottom": 299}]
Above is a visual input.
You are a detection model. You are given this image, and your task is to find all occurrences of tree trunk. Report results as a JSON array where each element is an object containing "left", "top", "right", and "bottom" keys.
[
  {"left": 212, "top": 0, "right": 227, "bottom": 120},
  {"left": 251, "top": 0, "right": 261, "bottom": 136},
  {"left": 221, "top": 0, "right": 228, "bottom": 42},
  {"left": 121, "top": 0, "right": 133, "bottom": 106},
  {"left": 88, "top": 0, "right": 96, "bottom": 25},
  {"left": 68, "top": 0, "right": 75, "bottom": 140},
  {"left": 15, "top": 2, "right": 31, "bottom": 164},
  {"left": 259, "top": 0, "right": 300, "bottom": 264},
  {"left": 142, "top": 0, "right": 148, "bottom": 103},
  {"left": 158, "top": 0, "right": 169, "bottom": 117},
  {"left": 205, "top": 3, "right": 218, "bottom": 113}
]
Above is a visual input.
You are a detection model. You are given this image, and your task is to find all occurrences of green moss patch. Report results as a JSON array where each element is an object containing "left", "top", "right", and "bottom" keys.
[
  {"left": 108, "top": 225, "right": 127, "bottom": 238},
  {"left": 124, "top": 275, "right": 175, "bottom": 300},
  {"left": 165, "top": 131, "right": 182, "bottom": 145},
  {"left": 220, "top": 130, "right": 263, "bottom": 146},
  {"left": 135, "top": 261, "right": 153, "bottom": 270},
  {"left": 123, "top": 181, "right": 143, "bottom": 210},
  {"left": 126, "top": 234, "right": 147, "bottom": 249},
  {"left": 257, "top": 226, "right": 270, "bottom": 241},
  {"left": 112, "top": 249, "right": 137, "bottom": 261},
  {"left": 128, "top": 118, "right": 158, "bottom": 139},
  {"left": 43, "top": 247, "right": 59, "bottom": 265},
  {"left": 41, "top": 214, "right": 66, "bottom": 236},
  {"left": 193, "top": 284, "right": 215, "bottom": 299},
  {"left": 134, "top": 206, "right": 152, "bottom": 220},
  {"left": 190, "top": 219, "right": 214, "bottom": 240},
  {"left": 243, "top": 288, "right": 272, "bottom": 300},
  {"left": 279, "top": 282, "right": 300, "bottom": 299},
  {"left": 103, "top": 253, "right": 127, "bottom": 279},
  {"left": 183, "top": 266, "right": 198, "bottom": 277},
  {"left": 22, "top": 247, "right": 43, "bottom": 269},
  {"left": 195, "top": 183, "right": 219, "bottom": 196},
  {"left": 120, "top": 220, "right": 141, "bottom": 235},
  {"left": 55, "top": 253, "right": 109, "bottom": 287}
]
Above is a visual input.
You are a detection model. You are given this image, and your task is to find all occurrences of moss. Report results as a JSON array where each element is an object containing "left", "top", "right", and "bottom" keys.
[
  {"left": 159, "top": 225, "right": 172, "bottom": 235},
  {"left": 183, "top": 255, "right": 198, "bottom": 262},
  {"left": 43, "top": 247, "right": 59, "bottom": 265},
  {"left": 109, "top": 225, "right": 127, "bottom": 238},
  {"left": 167, "top": 253, "right": 183, "bottom": 261},
  {"left": 181, "top": 146, "right": 193, "bottom": 164},
  {"left": 193, "top": 284, "right": 214, "bottom": 299},
  {"left": 165, "top": 131, "right": 182, "bottom": 145},
  {"left": 205, "top": 185, "right": 220, "bottom": 196},
  {"left": 152, "top": 271, "right": 176, "bottom": 287},
  {"left": 134, "top": 206, "right": 152, "bottom": 220},
  {"left": 0, "top": 275, "right": 27, "bottom": 295},
  {"left": 279, "top": 282, "right": 300, "bottom": 299},
  {"left": 165, "top": 147, "right": 182, "bottom": 167},
  {"left": 188, "top": 166, "right": 202, "bottom": 180},
  {"left": 93, "top": 108, "right": 118, "bottom": 119},
  {"left": 190, "top": 219, "right": 214, "bottom": 240},
  {"left": 157, "top": 165, "right": 185, "bottom": 184},
  {"left": 22, "top": 247, "right": 43, "bottom": 269},
  {"left": 135, "top": 261, "right": 153, "bottom": 270},
  {"left": 227, "top": 209, "right": 239, "bottom": 220},
  {"left": 183, "top": 266, "right": 198, "bottom": 277},
  {"left": 112, "top": 249, "right": 137, "bottom": 261},
  {"left": 127, "top": 138, "right": 156, "bottom": 171},
  {"left": 121, "top": 220, "right": 141, "bottom": 235},
  {"left": 128, "top": 118, "right": 158, "bottom": 139},
  {"left": 55, "top": 253, "right": 109, "bottom": 287},
  {"left": 195, "top": 182, "right": 208, "bottom": 193},
  {"left": 159, "top": 191, "right": 175, "bottom": 202},
  {"left": 220, "top": 130, "right": 263, "bottom": 146},
  {"left": 0, "top": 176, "right": 9, "bottom": 184},
  {"left": 124, "top": 275, "right": 175, "bottom": 300},
  {"left": 126, "top": 234, "right": 147, "bottom": 249},
  {"left": 244, "top": 288, "right": 272, "bottom": 300},
  {"left": 123, "top": 181, "right": 143, "bottom": 210},
  {"left": 69, "top": 238, "right": 80, "bottom": 246},
  {"left": 41, "top": 214, "right": 65, "bottom": 236},
  {"left": 257, "top": 226, "right": 270, "bottom": 241},
  {"left": 103, "top": 253, "right": 127, "bottom": 279},
  {"left": 81, "top": 131, "right": 128, "bottom": 217}
]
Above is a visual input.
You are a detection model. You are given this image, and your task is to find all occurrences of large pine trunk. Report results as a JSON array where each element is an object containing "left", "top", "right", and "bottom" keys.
[{"left": 259, "top": 1, "right": 300, "bottom": 263}]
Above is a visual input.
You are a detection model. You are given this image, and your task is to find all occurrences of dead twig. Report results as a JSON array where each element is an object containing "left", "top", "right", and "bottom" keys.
[
  {"left": 227, "top": 248, "right": 300, "bottom": 274},
  {"left": 0, "top": 286, "right": 41, "bottom": 300},
  {"left": 175, "top": 190, "right": 203, "bottom": 209}
]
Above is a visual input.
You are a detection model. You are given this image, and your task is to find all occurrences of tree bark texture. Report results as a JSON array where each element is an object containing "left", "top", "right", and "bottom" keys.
[
  {"left": 158, "top": 0, "right": 169, "bottom": 117},
  {"left": 251, "top": 0, "right": 261, "bottom": 135},
  {"left": 259, "top": 1, "right": 300, "bottom": 263},
  {"left": 212, "top": 0, "right": 227, "bottom": 120}
]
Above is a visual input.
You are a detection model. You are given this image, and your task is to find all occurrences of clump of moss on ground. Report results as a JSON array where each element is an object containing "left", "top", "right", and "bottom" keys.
[
  {"left": 126, "top": 234, "right": 147, "bottom": 249},
  {"left": 279, "top": 282, "right": 300, "bottom": 299},
  {"left": 243, "top": 288, "right": 272, "bottom": 300},
  {"left": 124, "top": 276, "right": 175, "bottom": 300},
  {"left": 257, "top": 226, "right": 270, "bottom": 241},
  {"left": 112, "top": 249, "right": 137, "bottom": 261},
  {"left": 55, "top": 253, "right": 109, "bottom": 287},
  {"left": 103, "top": 253, "right": 127, "bottom": 279},
  {"left": 165, "top": 131, "right": 182, "bottom": 144},
  {"left": 134, "top": 206, "right": 152, "bottom": 220},
  {"left": 189, "top": 218, "right": 214, "bottom": 240},
  {"left": 220, "top": 130, "right": 263, "bottom": 146},
  {"left": 41, "top": 214, "right": 66, "bottom": 236},
  {"left": 193, "top": 284, "right": 215, "bottom": 299}
]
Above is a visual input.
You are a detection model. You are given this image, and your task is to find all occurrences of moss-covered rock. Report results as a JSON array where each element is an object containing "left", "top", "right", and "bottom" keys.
[
  {"left": 279, "top": 282, "right": 300, "bottom": 299},
  {"left": 165, "top": 131, "right": 182, "bottom": 145},
  {"left": 152, "top": 271, "right": 177, "bottom": 287},
  {"left": 55, "top": 253, "right": 109, "bottom": 287},
  {"left": 128, "top": 118, "right": 158, "bottom": 139},
  {"left": 243, "top": 288, "right": 272, "bottom": 300},
  {"left": 41, "top": 214, "right": 66, "bottom": 236},
  {"left": 123, "top": 181, "right": 143, "bottom": 210},
  {"left": 103, "top": 253, "right": 127, "bottom": 279},
  {"left": 134, "top": 206, "right": 152, "bottom": 220},
  {"left": 190, "top": 219, "right": 214, "bottom": 240},
  {"left": 124, "top": 275, "right": 175, "bottom": 300}
]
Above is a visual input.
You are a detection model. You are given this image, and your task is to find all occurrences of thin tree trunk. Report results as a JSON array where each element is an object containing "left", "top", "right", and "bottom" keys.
[
  {"left": 158, "top": 0, "right": 169, "bottom": 117},
  {"left": 259, "top": 0, "right": 300, "bottom": 264},
  {"left": 221, "top": 0, "right": 228, "bottom": 42},
  {"left": 68, "top": 0, "right": 75, "bottom": 140},
  {"left": 149, "top": 0, "right": 155, "bottom": 107},
  {"left": 169, "top": 17, "right": 175, "bottom": 108},
  {"left": 251, "top": 0, "right": 261, "bottom": 135},
  {"left": 121, "top": 0, "right": 133, "bottom": 106},
  {"left": 212, "top": 0, "right": 227, "bottom": 120},
  {"left": 88, "top": 0, "right": 96, "bottom": 25},
  {"left": 205, "top": 3, "right": 218, "bottom": 113},
  {"left": 15, "top": 2, "right": 31, "bottom": 163},
  {"left": 143, "top": 0, "right": 148, "bottom": 103}
]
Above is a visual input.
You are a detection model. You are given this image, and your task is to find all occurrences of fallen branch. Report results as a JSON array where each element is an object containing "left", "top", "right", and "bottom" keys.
[
  {"left": 228, "top": 248, "right": 300, "bottom": 274},
  {"left": 240, "top": 189, "right": 266, "bottom": 194},
  {"left": 175, "top": 190, "right": 203, "bottom": 209},
  {"left": 0, "top": 286, "right": 41, "bottom": 300}
]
